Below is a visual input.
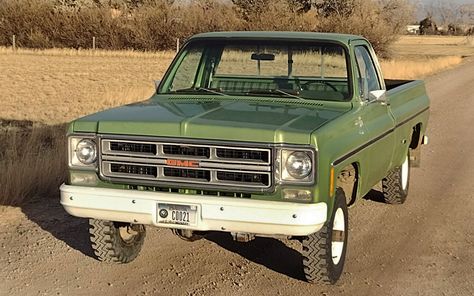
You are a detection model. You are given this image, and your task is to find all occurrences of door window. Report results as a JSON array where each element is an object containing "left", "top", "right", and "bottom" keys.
[{"left": 354, "top": 46, "right": 381, "bottom": 100}]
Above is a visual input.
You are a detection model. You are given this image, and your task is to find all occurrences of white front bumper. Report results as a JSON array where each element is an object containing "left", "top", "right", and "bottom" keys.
[{"left": 60, "top": 184, "right": 327, "bottom": 236}]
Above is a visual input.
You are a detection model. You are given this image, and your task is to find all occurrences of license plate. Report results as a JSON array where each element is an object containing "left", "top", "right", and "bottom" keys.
[{"left": 157, "top": 203, "right": 197, "bottom": 226}]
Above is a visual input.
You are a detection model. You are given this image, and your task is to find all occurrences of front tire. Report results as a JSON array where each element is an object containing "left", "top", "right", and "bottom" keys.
[
  {"left": 302, "top": 188, "right": 349, "bottom": 284},
  {"left": 89, "top": 219, "right": 146, "bottom": 263},
  {"left": 382, "top": 152, "right": 410, "bottom": 204}
]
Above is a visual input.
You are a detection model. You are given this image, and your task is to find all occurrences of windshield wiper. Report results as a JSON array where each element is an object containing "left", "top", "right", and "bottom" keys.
[
  {"left": 247, "top": 89, "right": 306, "bottom": 101},
  {"left": 172, "top": 87, "right": 228, "bottom": 96}
]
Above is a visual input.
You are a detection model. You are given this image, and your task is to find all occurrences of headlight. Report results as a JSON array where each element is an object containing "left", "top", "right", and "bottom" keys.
[
  {"left": 286, "top": 151, "right": 312, "bottom": 179},
  {"left": 69, "top": 135, "right": 97, "bottom": 168},
  {"left": 76, "top": 139, "right": 97, "bottom": 164},
  {"left": 276, "top": 148, "right": 315, "bottom": 184}
]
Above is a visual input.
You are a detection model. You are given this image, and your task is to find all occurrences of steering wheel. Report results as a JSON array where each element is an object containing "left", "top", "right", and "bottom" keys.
[{"left": 301, "top": 80, "right": 339, "bottom": 92}]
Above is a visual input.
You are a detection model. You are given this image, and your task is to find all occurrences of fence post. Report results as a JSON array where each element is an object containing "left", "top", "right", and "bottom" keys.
[
  {"left": 176, "top": 38, "right": 180, "bottom": 53},
  {"left": 12, "top": 35, "right": 16, "bottom": 51},
  {"left": 92, "top": 37, "right": 96, "bottom": 50}
]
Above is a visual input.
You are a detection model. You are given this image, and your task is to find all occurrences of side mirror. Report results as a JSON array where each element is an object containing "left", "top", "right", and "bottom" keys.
[{"left": 369, "top": 90, "right": 388, "bottom": 105}]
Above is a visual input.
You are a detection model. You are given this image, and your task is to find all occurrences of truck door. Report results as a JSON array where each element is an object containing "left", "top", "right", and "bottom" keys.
[{"left": 352, "top": 42, "right": 396, "bottom": 188}]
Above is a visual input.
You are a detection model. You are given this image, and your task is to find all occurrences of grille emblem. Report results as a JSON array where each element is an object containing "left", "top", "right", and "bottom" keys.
[
  {"left": 159, "top": 209, "right": 168, "bottom": 218},
  {"left": 166, "top": 159, "right": 199, "bottom": 168}
]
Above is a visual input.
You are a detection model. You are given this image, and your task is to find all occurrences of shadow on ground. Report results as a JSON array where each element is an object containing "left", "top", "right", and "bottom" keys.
[
  {"left": 205, "top": 232, "right": 306, "bottom": 281},
  {"left": 20, "top": 196, "right": 95, "bottom": 259},
  {"left": 363, "top": 189, "right": 386, "bottom": 204},
  {"left": 0, "top": 119, "right": 93, "bottom": 257},
  {"left": 19, "top": 196, "right": 307, "bottom": 281}
]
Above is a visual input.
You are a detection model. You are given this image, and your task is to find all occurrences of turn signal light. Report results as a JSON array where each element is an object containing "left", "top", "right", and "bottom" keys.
[{"left": 283, "top": 189, "right": 312, "bottom": 201}]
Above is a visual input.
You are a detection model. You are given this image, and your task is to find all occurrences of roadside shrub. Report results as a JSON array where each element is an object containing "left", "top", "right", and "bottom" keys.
[
  {"left": 231, "top": 0, "right": 317, "bottom": 31},
  {"left": 0, "top": 0, "right": 413, "bottom": 55},
  {"left": 126, "top": 2, "right": 180, "bottom": 50},
  {"left": 315, "top": 0, "right": 414, "bottom": 57},
  {"left": 26, "top": 31, "right": 52, "bottom": 49},
  {"left": 178, "top": 1, "right": 244, "bottom": 37},
  {"left": 0, "top": 0, "right": 53, "bottom": 48},
  {"left": 0, "top": 0, "right": 242, "bottom": 50}
]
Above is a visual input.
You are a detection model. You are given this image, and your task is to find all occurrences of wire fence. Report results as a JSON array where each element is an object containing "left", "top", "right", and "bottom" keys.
[{"left": 7, "top": 34, "right": 181, "bottom": 52}]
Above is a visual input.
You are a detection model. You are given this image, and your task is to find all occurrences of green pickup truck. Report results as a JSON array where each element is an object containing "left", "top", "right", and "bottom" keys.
[{"left": 60, "top": 32, "right": 429, "bottom": 284}]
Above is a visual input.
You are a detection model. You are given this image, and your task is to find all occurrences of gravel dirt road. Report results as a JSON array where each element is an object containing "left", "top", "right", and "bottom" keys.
[{"left": 1, "top": 59, "right": 473, "bottom": 296}]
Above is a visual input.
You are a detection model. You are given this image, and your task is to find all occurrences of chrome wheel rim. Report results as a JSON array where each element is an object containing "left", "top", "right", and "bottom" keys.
[
  {"left": 331, "top": 208, "right": 345, "bottom": 265},
  {"left": 119, "top": 225, "right": 138, "bottom": 243},
  {"left": 401, "top": 155, "right": 409, "bottom": 190}
]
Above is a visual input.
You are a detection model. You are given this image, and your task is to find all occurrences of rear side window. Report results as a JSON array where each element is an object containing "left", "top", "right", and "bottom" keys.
[{"left": 354, "top": 46, "right": 381, "bottom": 100}]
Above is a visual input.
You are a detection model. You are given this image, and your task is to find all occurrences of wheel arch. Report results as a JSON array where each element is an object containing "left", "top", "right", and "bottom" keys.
[
  {"left": 335, "top": 162, "right": 360, "bottom": 207},
  {"left": 409, "top": 123, "right": 423, "bottom": 167},
  {"left": 409, "top": 123, "right": 423, "bottom": 149}
]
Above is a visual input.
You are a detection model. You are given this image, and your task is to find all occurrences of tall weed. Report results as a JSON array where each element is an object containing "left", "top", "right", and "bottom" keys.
[{"left": 0, "top": 122, "right": 67, "bottom": 206}]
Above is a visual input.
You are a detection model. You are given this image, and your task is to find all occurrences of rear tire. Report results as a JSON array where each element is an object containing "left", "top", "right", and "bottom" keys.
[
  {"left": 89, "top": 219, "right": 146, "bottom": 263},
  {"left": 302, "top": 188, "right": 349, "bottom": 284},
  {"left": 382, "top": 152, "right": 410, "bottom": 204}
]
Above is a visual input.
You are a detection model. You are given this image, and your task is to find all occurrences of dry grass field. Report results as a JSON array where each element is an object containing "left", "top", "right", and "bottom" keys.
[
  {"left": 391, "top": 35, "right": 474, "bottom": 57},
  {"left": 0, "top": 49, "right": 173, "bottom": 205},
  {"left": 380, "top": 35, "right": 473, "bottom": 80},
  {"left": 1, "top": 36, "right": 472, "bottom": 125},
  {"left": 0, "top": 35, "right": 472, "bottom": 205},
  {"left": 0, "top": 48, "right": 174, "bottom": 124}
]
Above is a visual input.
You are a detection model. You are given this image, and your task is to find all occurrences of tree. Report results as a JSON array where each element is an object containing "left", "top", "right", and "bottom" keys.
[
  {"left": 315, "top": 0, "right": 414, "bottom": 57},
  {"left": 424, "top": 0, "right": 469, "bottom": 34},
  {"left": 231, "top": 0, "right": 272, "bottom": 21},
  {"left": 287, "top": 0, "right": 313, "bottom": 13},
  {"left": 314, "top": 0, "right": 356, "bottom": 17},
  {"left": 460, "top": 4, "right": 474, "bottom": 22}
]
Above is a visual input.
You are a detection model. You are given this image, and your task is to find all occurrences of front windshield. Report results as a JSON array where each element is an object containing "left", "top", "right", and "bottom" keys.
[{"left": 159, "top": 40, "right": 351, "bottom": 101}]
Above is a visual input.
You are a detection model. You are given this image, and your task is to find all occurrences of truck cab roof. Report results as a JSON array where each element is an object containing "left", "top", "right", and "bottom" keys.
[{"left": 189, "top": 31, "right": 367, "bottom": 45}]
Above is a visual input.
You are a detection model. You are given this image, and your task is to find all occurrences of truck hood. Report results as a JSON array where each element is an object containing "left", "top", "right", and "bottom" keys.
[{"left": 73, "top": 96, "right": 351, "bottom": 144}]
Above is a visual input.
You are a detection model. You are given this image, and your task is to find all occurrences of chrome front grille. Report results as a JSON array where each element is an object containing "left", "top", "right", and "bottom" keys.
[
  {"left": 215, "top": 147, "right": 269, "bottom": 162},
  {"left": 162, "top": 144, "right": 210, "bottom": 158},
  {"left": 110, "top": 163, "right": 158, "bottom": 178},
  {"left": 100, "top": 138, "right": 272, "bottom": 191},
  {"left": 216, "top": 171, "right": 270, "bottom": 186},
  {"left": 162, "top": 167, "right": 211, "bottom": 181},
  {"left": 110, "top": 142, "right": 157, "bottom": 155}
]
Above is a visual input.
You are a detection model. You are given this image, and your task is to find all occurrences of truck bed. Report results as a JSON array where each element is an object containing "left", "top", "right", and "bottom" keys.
[
  {"left": 385, "top": 79, "right": 415, "bottom": 91},
  {"left": 385, "top": 78, "right": 429, "bottom": 121}
]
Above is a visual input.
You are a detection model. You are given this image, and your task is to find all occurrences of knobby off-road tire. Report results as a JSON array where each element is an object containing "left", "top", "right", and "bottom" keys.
[
  {"left": 302, "top": 188, "right": 349, "bottom": 284},
  {"left": 382, "top": 152, "right": 410, "bottom": 204},
  {"left": 89, "top": 219, "right": 146, "bottom": 263}
]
